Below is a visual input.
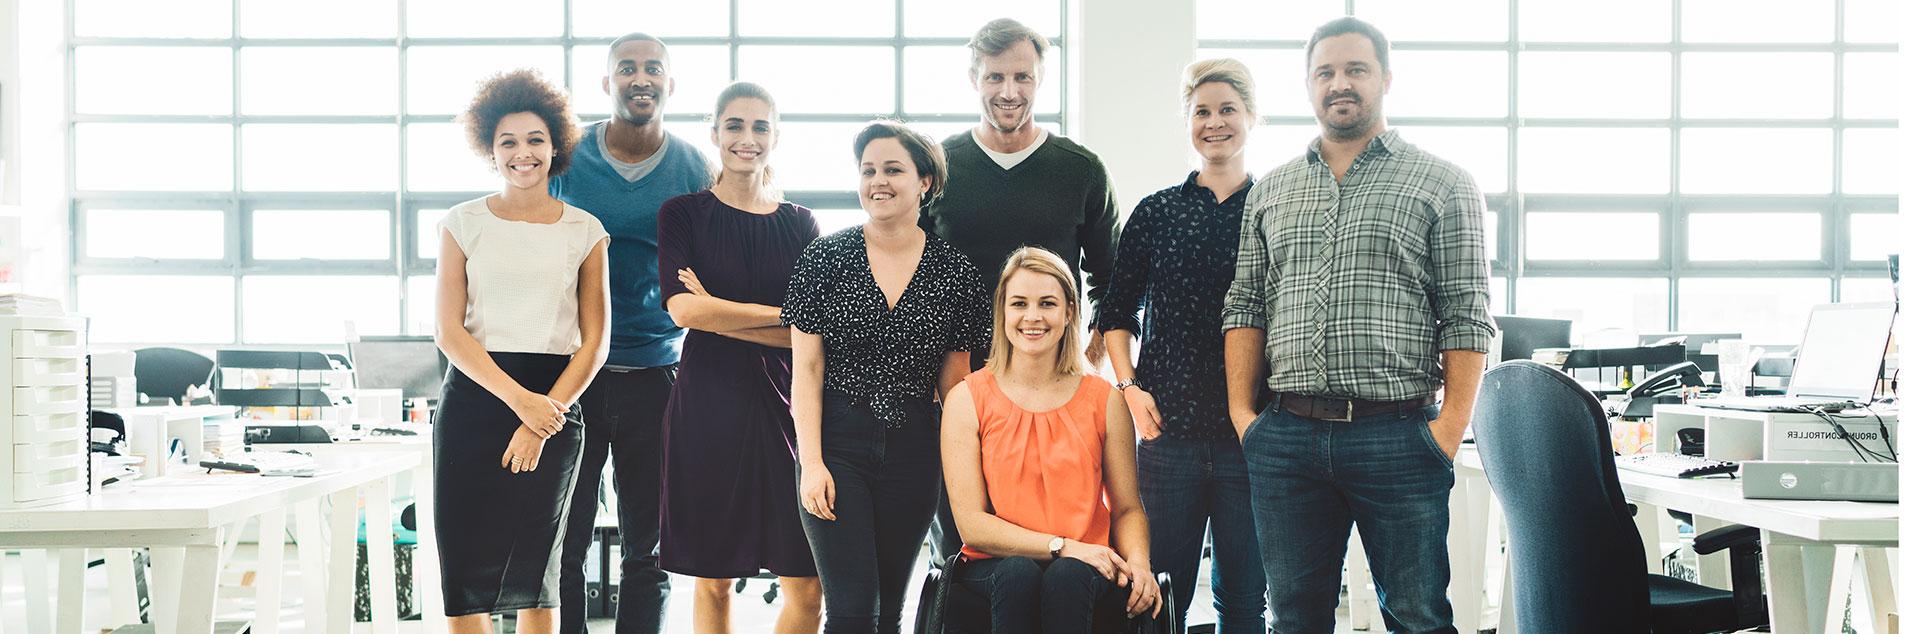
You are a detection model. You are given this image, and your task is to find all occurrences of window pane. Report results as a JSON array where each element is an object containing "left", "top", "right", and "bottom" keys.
[
  {"left": 1489, "top": 276, "right": 1509, "bottom": 313},
  {"left": 1526, "top": 213, "right": 1660, "bottom": 261},
  {"left": 407, "top": 46, "right": 567, "bottom": 116},
  {"left": 1389, "top": 51, "right": 1508, "bottom": 118},
  {"left": 767, "top": 122, "right": 868, "bottom": 191},
  {"left": 243, "top": 276, "right": 400, "bottom": 343},
  {"left": 1682, "top": 0, "right": 1834, "bottom": 43},
  {"left": 904, "top": 0, "right": 1063, "bottom": 38},
  {"left": 79, "top": 275, "right": 235, "bottom": 344},
  {"left": 1484, "top": 211, "right": 1501, "bottom": 261},
  {"left": 1352, "top": 0, "right": 1509, "bottom": 42},
  {"left": 76, "top": 124, "right": 234, "bottom": 192},
  {"left": 1850, "top": 213, "right": 1897, "bottom": 262},
  {"left": 1519, "top": 128, "right": 1669, "bottom": 194},
  {"left": 1843, "top": 128, "right": 1897, "bottom": 195},
  {"left": 1681, "top": 53, "right": 1832, "bottom": 119},
  {"left": 1395, "top": 127, "right": 1506, "bottom": 193},
  {"left": 1519, "top": 52, "right": 1670, "bottom": 119},
  {"left": 814, "top": 209, "right": 865, "bottom": 238},
  {"left": 418, "top": 208, "right": 451, "bottom": 260},
  {"left": 75, "top": 0, "right": 229, "bottom": 38},
  {"left": 1687, "top": 212, "right": 1821, "bottom": 261},
  {"left": 243, "top": 125, "right": 399, "bottom": 191},
  {"left": 1841, "top": 277, "right": 1895, "bottom": 303},
  {"left": 1195, "top": 48, "right": 1314, "bottom": 121},
  {"left": 406, "top": 0, "right": 561, "bottom": 37},
  {"left": 240, "top": 0, "right": 398, "bottom": 38},
  {"left": 407, "top": 123, "right": 496, "bottom": 193},
  {"left": 1845, "top": 0, "right": 1898, "bottom": 43},
  {"left": 738, "top": 0, "right": 893, "bottom": 37},
  {"left": 407, "top": 275, "right": 439, "bottom": 336},
  {"left": 76, "top": 47, "right": 231, "bottom": 116},
  {"left": 569, "top": 45, "right": 730, "bottom": 118},
  {"left": 1843, "top": 53, "right": 1898, "bottom": 120},
  {"left": 737, "top": 47, "right": 896, "bottom": 115},
  {"left": 85, "top": 209, "right": 225, "bottom": 260},
  {"left": 1244, "top": 125, "right": 1322, "bottom": 178},
  {"left": 664, "top": 121, "right": 724, "bottom": 173},
  {"left": 242, "top": 48, "right": 398, "bottom": 116},
  {"left": 572, "top": 0, "right": 727, "bottom": 37},
  {"left": 1680, "top": 129, "right": 1831, "bottom": 194},
  {"left": 253, "top": 209, "right": 391, "bottom": 261},
  {"left": 1520, "top": 0, "right": 1670, "bottom": 42},
  {"left": 904, "top": 46, "right": 1063, "bottom": 116},
  {"left": 1195, "top": 0, "right": 1346, "bottom": 40},
  {"left": 1515, "top": 277, "right": 1669, "bottom": 341},
  {"left": 1677, "top": 278, "right": 1830, "bottom": 344}
]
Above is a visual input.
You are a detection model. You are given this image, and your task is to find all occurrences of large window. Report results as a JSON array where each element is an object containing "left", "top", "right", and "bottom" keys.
[
  {"left": 1198, "top": 0, "right": 1898, "bottom": 344},
  {"left": 68, "top": 0, "right": 1069, "bottom": 344}
]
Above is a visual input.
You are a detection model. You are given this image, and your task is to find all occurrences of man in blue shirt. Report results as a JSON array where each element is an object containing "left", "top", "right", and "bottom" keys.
[{"left": 550, "top": 32, "right": 713, "bottom": 634}]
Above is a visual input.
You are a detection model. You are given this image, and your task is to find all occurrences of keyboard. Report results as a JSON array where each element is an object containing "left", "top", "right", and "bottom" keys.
[
  {"left": 201, "top": 451, "right": 319, "bottom": 477},
  {"left": 1615, "top": 453, "right": 1740, "bottom": 479},
  {"left": 1693, "top": 396, "right": 1858, "bottom": 413}
]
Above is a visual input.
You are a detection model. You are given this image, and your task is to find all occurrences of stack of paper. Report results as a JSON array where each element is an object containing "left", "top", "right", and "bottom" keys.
[{"left": 0, "top": 294, "right": 62, "bottom": 316}]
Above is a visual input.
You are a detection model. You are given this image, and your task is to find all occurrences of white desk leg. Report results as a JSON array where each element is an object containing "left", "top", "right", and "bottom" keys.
[
  {"left": 1863, "top": 547, "right": 1895, "bottom": 634},
  {"left": 54, "top": 549, "right": 84, "bottom": 634},
  {"left": 326, "top": 488, "right": 360, "bottom": 634},
  {"left": 106, "top": 549, "right": 142, "bottom": 626},
  {"left": 1631, "top": 503, "right": 1666, "bottom": 575},
  {"left": 21, "top": 550, "right": 51, "bottom": 634},
  {"left": 0, "top": 551, "right": 8, "bottom": 634},
  {"left": 1821, "top": 546, "right": 1859, "bottom": 634},
  {"left": 1692, "top": 516, "right": 1730, "bottom": 589},
  {"left": 1762, "top": 530, "right": 1838, "bottom": 634},
  {"left": 295, "top": 499, "right": 329, "bottom": 634},
  {"left": 1344, "top": 529, "right": 1375, "bottom": 631},
  {"left": 1446, "top": 471, "right": 1492, "bottom": 634},
  {"left": 414, "top": 457, "right": 447, "bottom": 633},
  {"left": 256, "top": 508, "right": 288, "bottom": 634},
  {"left": 366, "top": 477, "right": 400, "bottom": 634},
  {"left": 150, "top": 548, "right": 183, "bottom": 634},
  {"left": 172, "top": 538, "right": 223, "bottom": 634}
]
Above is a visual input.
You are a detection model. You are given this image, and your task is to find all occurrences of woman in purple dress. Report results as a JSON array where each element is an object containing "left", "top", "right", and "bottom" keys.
[{"left": 657, "top": 81, "right": 822, "bottom": 633}]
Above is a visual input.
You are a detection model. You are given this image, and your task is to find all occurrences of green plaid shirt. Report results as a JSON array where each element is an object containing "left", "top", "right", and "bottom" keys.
[{"left": 1221, "top": 129, "right": 1495, "bottom": 401}]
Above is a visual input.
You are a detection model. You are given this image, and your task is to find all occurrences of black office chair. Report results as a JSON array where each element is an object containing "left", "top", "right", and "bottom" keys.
[
  {"left": 1471, "top": 360, "right": 1768, "bottom": 634},
  {"left": 132, "top": 347, "right": 216, "bottom": 405},
  {"left": 914, "top": 554, "right": 1177, "bottom": 634}
]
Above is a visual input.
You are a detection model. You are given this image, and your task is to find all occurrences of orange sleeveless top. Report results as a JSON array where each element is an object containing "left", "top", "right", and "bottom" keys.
[{"left": 958, "top": 369, "right": 1113, "bottom": 561}]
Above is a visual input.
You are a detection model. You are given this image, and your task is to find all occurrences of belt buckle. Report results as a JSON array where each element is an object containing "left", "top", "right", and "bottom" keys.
[{"left": 1326, "top": 399, "right": 1354, "bottom": 423}]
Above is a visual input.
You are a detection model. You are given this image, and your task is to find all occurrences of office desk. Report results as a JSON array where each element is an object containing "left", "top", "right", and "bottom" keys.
[
  {"left": 1453, "top": 448, "right": 1898, "bottom": 634},
  {"left": 0, "top": 452, "right": 417, "bottom": 634}
]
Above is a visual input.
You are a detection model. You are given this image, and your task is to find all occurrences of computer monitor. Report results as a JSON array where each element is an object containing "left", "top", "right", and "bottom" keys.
[
  {"left": 1492, "top": 315, "right": 1573, "bottom": 362},
  {"left": 1636, "top": 332, "right": 1743, "bottom": 376},
  {"left": 1786, "top": 302, "right": 1896, "bottom": 401},
  {"left": 348, "top": 336, "right": 448, "bottom": 401}
]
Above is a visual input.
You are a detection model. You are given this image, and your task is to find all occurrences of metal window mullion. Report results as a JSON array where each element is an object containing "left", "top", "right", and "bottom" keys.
[
  {"left": 893, "top": 0, "right": 906, "bottom": 120},
  {"left": 1503, "top": 0, "right": 1520, "bottom": 310},
  {"left": 65, "top": 0, "right": 81, "bottom": 313},
  {"left": 1666, "top": 0, "right": 1683, "bottom": 331},
  {"left": 397, "top": 0, "right": 414, "bottom": 333},
  {"left": 1829, "top": 0, "right": 1847, "bottom": 302},
  {"left": 230, "top": 0, "right": 246, "bottom": 345}
]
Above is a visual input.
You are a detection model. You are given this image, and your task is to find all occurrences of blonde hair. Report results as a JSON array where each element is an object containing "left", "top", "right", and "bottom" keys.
[
  {"left": 985, "top": 247, "right": 1084, "bottom": 377},
  {"left": 1181, "top": 57, "right": 1258, "bottom": 118}
]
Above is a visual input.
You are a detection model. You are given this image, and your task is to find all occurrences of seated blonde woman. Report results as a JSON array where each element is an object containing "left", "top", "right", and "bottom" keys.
[{"left": 940, "top": 246, "right": 1162, "bottom": 634}]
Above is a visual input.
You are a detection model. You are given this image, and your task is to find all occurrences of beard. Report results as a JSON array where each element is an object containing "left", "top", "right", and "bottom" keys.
[
  {"left": 614, "top": 90, "right": 660, "bottom": 126},
  {"left": 1318, "top": 97, "right": 1379, "bottom": 141},
  {"left": 985, "top": 101, "right": 1033, "bottom": 134}
]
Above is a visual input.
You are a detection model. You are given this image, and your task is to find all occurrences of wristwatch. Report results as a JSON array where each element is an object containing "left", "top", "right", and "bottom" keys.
[
  {"left": 1048, "top": 536, "right": 1066, "bottom": 560},
  {"left": 1115, "top": 379, "right": 1142, "bottom": 392}
]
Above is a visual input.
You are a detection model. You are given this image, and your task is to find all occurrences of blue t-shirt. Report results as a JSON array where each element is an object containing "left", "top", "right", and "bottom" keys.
[{"left": 551, "top": 122, "right": 712, "bottom": 368}]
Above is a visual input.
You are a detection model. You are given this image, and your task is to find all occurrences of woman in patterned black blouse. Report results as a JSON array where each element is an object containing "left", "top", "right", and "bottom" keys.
[
  {"left": 1093, "top": 58, "right": 1269, "bottom": 633},
  {"left": 783, "top": 120, "right": 990, "bottom": 634}
]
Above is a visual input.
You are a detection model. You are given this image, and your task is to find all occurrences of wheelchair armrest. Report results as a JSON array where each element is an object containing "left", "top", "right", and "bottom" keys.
[{"left": 1692, "top": 524, "right": 1760, "bottom": 555}]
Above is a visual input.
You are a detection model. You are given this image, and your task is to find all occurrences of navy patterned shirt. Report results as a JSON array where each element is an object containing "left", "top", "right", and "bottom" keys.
[{"left": 1095, "top": 171, "right": 1253, "bottom": 440}]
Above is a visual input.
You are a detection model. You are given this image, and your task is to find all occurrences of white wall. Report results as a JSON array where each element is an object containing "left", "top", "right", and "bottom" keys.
[
  {"left": 1070, "top": 0, "right": 1196, "bottom": 215},
  {"left": 1, "top": 0, "right": 18, "bottom": 206},
  {"left": 4, "top": 0, "right": 70, "bottom": 304}
]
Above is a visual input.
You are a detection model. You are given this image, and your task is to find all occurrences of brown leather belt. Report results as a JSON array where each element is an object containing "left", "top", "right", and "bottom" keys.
[{"left": 1278, "top": 392, "right": 1437, "bottom": 423}]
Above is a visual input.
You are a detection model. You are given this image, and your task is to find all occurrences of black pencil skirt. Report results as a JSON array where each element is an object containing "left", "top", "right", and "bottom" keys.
[{"left": 433, "top": 351, "right": 586, "bottom": 617}]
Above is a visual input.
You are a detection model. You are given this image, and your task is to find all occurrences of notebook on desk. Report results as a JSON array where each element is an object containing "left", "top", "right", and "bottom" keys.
[{"left": 1694, "top": 302, "right": 1895, "bottom": 413}]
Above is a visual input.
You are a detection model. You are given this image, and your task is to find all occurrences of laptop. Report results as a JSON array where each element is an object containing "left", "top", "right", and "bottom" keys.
[{"left": 1694, "top": 302, "right": 1896, "bottom": 413}]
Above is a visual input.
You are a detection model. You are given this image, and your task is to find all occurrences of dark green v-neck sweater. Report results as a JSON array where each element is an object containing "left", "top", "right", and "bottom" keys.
[{"left": 920, "top": 132, "right": 1120, "bottom": 318}]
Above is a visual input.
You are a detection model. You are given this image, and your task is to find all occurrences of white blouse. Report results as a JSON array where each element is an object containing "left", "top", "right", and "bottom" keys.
[{"left": 439, "top": 196, "right": 609, "bottom": 356}]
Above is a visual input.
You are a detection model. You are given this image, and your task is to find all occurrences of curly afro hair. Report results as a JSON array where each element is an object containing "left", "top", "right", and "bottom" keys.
[{"left": 460, "top": 69, "right": 580, "bottom": 177}]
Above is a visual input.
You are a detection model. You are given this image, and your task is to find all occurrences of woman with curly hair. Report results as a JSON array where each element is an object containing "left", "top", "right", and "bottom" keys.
[{"left": 432, "top": 68, "right": 610, "bottom": 634}]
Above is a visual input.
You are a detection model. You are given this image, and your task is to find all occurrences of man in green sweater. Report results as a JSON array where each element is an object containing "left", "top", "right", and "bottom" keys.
[{"left": 920, "top": 16, "right": 1121, "bottom": 561}]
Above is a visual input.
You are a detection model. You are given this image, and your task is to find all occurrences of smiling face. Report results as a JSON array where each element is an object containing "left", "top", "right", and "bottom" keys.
[
  {"left": 492, "top": 111, "right": 554, "bottom": 190},
  {"left": 1000, "top": 268, "right": 1071, "bottom": 359},
  {"left": 711, "top": 97, "right": 776, "bottom": 178},
  {"left": 605, "top": 39, "right": 672, "bottom": 126},
  {"left": 1188, "top": 80, "right": 1252, "bottom": 164},
  {"left": 971, "top": 39, "right": 1043, "bottom": 135},
  {"left": 858, "top": 136, "right": 931, "bottom": 225},
  {"left": 1306, "top": 32, "right": 1391, "bottom": 141}
]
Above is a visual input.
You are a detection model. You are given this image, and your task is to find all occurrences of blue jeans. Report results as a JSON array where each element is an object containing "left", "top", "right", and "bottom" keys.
[
  {"left": 1242, "top": 402, "right": 1456, "bottom": 634},
  {"left": 1136, "top": 436, "right": 1267, "bottom": 633}
]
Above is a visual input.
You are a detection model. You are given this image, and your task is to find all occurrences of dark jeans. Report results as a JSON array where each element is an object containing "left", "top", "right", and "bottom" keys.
[
  {"left": 800, "top": 391, "right": 941, "bottom": 634},
  {"left": 1242, "top": 401, "right": 1456, "bottom": 634},
  {"left": 558, "top": 366, "right": 675, "bottom": 634},
  {"left": 953, "top": 556, "right": 1125, "bottom": 634},
  {"left": 1137, "top": 436, "right": 1267, "bottom": 633}
]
